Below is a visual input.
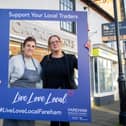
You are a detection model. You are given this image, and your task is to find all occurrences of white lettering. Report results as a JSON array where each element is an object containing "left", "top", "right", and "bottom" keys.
[
  {"left": 12, "top": 92, "right": 27, "bottom": 104},
  {"left": 12, "top": 92, "right": 68, "bottom": 105},
  {"left": 45, "top": 93, "right": 67, "bottom": 105}
]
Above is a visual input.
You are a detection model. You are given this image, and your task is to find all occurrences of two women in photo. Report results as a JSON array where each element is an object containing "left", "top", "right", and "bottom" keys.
[{"left": 5, "top": 35, "right": 78, "bottom": 126}]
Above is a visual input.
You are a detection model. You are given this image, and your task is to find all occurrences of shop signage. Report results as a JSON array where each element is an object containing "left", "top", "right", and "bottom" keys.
[
  {"left": 102, "top": 21, "right": 126, "bottom": 41},
  {"left": 93, "top": 48, "right": 117, "bottom": 61}
]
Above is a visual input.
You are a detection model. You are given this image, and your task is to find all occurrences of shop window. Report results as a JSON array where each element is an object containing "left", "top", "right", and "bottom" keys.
[
  {"left": 94, "top": 57, "right": 113, "bottom": 94},
  {"left": 98, "top": 58, "right": 113, "bottom": 93},
  {"left": 60, "top": 0, "right": 76, "bottom": 34}
]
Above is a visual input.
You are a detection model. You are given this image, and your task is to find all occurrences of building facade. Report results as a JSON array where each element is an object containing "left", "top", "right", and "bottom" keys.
[{"left": 0, "top": 0, "right": 121, "bottom": 105}]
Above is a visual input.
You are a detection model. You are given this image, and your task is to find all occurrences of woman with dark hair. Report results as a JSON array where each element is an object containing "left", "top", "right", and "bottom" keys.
[
  {"left": 9, "top": 36, "right": 42, "bottom": 89},
  {"left": 3, "top": 36, "right": 42, "bottom": 126},
  {"left": 40, "top": 35, "right": 78, "bottom": 126}
]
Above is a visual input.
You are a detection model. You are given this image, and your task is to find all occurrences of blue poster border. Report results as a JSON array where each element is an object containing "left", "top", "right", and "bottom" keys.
[{"left": 0, "top": 9, "right": 91, "bottom": 122}]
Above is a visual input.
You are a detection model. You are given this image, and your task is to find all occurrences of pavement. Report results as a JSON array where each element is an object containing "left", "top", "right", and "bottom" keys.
[
  {"left": 0, "top": 101, "right": 120, "bottom": 126},
  {"left": 36, "top": 101, "right": 120, "bottom": 126}
]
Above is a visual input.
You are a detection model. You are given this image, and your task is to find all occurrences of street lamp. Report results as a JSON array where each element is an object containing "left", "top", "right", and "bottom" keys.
[{"left": 113, "top": 0, "right": 126, "bottom": 125}]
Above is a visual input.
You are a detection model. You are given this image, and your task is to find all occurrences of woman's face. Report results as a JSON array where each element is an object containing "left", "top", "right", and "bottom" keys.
[
  {"left": 23, "top": 41, "right": 36, "bottom": 58},
  {"left": 49, "top": 36, "right": 62, "bottom": 52}
]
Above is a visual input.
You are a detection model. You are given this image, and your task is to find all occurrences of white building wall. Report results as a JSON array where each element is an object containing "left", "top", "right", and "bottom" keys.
[
  {"left": 0, "top": 0, "right": 110, "bottom": 45},
  {"left": 0, "top": 0, "right": 58, "bottom": 9},
  {"left": 87, "top": 8, "right": 110, "bottom": 44},
  {"left": 76, "top": 0, "right": 86, "bottom": 10},
  {"left": 77, "top": 1, "right": 112, "bottom": 45}
]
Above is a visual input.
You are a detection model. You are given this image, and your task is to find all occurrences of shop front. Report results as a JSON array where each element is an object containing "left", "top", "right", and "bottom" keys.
[{"left": 91, "top": 44, "right": 118, "bottom": 105}]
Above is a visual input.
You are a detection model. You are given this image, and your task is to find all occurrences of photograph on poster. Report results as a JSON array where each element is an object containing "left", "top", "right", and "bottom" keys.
[{"left": 0, "top": 9, "right": 91, "bottom": 122}]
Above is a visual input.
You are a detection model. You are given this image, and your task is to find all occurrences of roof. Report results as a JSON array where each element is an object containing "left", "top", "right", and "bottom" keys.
[{"left": 81, "top": 0, "right": 114, "bottom": 22}]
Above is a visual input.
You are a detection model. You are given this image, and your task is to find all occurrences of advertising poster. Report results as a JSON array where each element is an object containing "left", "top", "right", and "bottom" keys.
[{"left": 0, "top": 9, "right": 91, "bottom": 122}]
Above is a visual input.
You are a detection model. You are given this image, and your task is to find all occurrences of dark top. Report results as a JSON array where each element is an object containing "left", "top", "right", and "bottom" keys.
[{"left": 40, "top": 53, "right": 78, "bottom": 89}]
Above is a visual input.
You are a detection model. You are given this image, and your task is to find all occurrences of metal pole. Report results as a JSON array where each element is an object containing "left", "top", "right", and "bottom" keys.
[
  {"left": 113, "top": 0, "right": 126, "bottom": 125},
  {"left": 123, "top": 41, "right": 126, "bottom": 78}
]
